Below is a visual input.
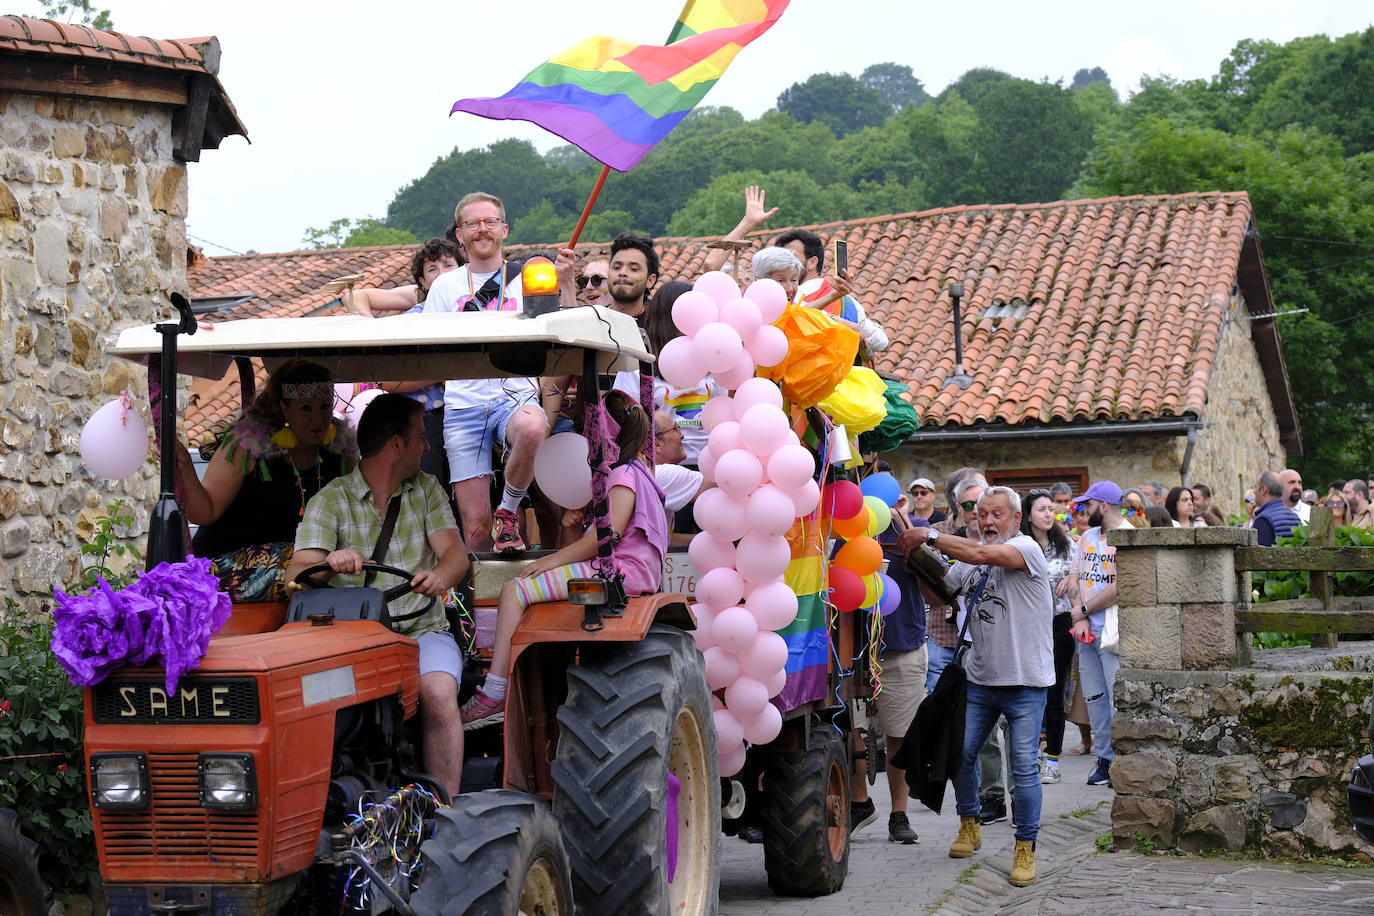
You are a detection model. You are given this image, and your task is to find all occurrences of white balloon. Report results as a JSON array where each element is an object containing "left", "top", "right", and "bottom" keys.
[
  {"left": 80, "top": 399, "right": 149, "bottom": 479},
  {"left": 533, "top": 433, "right": 592, "bottom": 509}
]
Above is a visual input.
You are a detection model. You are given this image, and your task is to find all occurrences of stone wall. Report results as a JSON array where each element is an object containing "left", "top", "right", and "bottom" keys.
[
  {"left": 1109, "top": 526, "right": 1373, "bottom": 859},
  {"left": 0, "top": 92, "right": 187, "bottom": 614},
  {"left": 1186, "top": 292, "right": 1289, "bottom": 521}
]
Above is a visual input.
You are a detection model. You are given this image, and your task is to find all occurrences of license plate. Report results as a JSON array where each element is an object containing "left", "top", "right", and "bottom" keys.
[
  {"left": 661, "top": 551, "right": 700, "bottom": 598},
  {"left": 91, "top": 677, "right": 260, "bottom": 724}
]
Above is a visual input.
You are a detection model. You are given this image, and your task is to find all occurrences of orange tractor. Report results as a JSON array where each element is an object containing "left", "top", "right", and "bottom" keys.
[{"left": 80, "top": 288, "right": 719, "bottom": 914}]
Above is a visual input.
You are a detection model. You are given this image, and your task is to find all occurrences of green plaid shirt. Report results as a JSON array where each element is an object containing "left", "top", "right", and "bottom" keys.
[{"left": 295, "top": 467, "right": 458, "bottom": 636}]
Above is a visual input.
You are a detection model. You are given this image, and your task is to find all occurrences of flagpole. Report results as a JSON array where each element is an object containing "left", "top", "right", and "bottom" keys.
[{"left": 566, "top": 163, "right": 612, "bottom": 249}]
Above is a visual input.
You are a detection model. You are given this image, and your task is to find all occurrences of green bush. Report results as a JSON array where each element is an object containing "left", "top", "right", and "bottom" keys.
[
  {"left": 0, "top": 499, "right": 141, "bottom": 894},
  {"left": 1252, "top": 525, "right": 1374, "bottom": 648}
]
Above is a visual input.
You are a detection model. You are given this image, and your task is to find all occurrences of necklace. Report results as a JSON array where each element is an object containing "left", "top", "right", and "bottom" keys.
[
  {"left": 292, "top": 452, "right": 323, "bottom": 518},
  {"left": 466, "top": 263, "right": 507, "bottom": 308}
]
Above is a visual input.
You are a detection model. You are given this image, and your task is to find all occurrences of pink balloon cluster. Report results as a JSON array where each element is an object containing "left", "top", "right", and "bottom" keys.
[
  {"left": 689, "top": 376, "right": 816, "bottom": 778},
  {"left": 657, "top": 272, "right": 790, "bottom": 391}
]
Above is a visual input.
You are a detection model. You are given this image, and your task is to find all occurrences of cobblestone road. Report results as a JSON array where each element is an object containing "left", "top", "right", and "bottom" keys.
[{"left": 718, "top": 751, "right": 1374, "bottom": 915}]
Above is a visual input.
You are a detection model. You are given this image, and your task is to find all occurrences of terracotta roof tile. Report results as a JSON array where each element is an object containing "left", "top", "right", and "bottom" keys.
[
  {"left": 185, "top": 191, "right": 1258, "bottom": 442},
  {"left": 0, "top": 15, "right": 212, "bottom": 73}
]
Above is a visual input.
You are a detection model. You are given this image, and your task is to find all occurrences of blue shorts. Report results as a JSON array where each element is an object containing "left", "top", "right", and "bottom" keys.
[
  {"left": 442, "top": 398, "right": 539, "bottom": 483},
  {"left": 417, "top": 630, "right": 463, "bottom": 680},
  {"left": 551, "top": 416, "right": 575, "bottom": 436}
]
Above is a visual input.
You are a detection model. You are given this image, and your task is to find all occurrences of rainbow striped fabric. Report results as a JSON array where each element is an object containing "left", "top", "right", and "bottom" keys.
[
  {"left": 775, "top": 516, "right": 830, "bottom": 712},
  {"left": 451, "top": 0, "right": 789, "bottom": 171}
]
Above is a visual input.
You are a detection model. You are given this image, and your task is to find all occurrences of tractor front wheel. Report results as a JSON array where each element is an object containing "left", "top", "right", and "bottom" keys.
[{"left": 411, "top": 789, "right": 573, "bottom": 916}]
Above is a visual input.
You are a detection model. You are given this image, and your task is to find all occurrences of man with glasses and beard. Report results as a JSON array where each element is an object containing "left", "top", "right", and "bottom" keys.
[
  {"left": 1068, "top": 481, "right": 1133, "bottom": 789},
  {"left": 899, "top": 486, "right": 1054, "bottom": 887}
]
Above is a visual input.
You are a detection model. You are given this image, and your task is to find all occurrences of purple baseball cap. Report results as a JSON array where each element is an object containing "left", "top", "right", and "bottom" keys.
[{"left": 1076, "top": 481, "right": 1123, "bottom": 505}]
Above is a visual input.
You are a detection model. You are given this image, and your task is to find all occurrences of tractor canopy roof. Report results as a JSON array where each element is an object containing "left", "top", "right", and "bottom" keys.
[{"left": 108, "top": 307, "right": 653, "bottom": 384}]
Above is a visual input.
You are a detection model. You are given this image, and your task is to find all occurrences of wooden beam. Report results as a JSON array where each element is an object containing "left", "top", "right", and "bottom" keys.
[
  {"left": 1234, "top": 546, "right": 1374, "bottom": 572},
  {"left": 1308, "top": 506, "right": 1337, "bottom": 648},
  {"left": 0, "top": 56, "right": 187, "bottom": 107},
  {"left": 173, "top": 73, "right": 210, "bottom": 162},
  {"left": 1237, "top": 606, "right": 1374, "bottom": 633}
]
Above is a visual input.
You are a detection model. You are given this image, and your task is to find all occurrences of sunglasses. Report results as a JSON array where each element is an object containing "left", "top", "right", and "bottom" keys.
[
  {"left": 575, "top": 275, "right": 607, "bottom": 291},
  {"left": 958, "top": 500, "right": 978, "bottom": 512}
]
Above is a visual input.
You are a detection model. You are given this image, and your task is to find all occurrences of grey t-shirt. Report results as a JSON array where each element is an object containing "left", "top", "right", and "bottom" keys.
[{"left": 944, "top": 534, "right": 1055, "bottom": 688}]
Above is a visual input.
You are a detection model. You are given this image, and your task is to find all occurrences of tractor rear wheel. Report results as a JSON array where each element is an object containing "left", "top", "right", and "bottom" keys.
[
  {"left": 0, "top": 808, "right": 46, "bottom": 916},
  {"left": 552, "top": 625, "right": 720, "bottom": 915},
  {"left": 758, "top": 723, "right": 850, "bottom": 897},
  {"left": 411, "top": 789, "right": 573, "bottom": 916}
]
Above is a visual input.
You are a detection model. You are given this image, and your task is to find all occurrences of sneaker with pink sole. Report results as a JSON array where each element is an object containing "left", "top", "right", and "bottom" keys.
[
  {"left": 460, "top": 691, "right": 505, "bottom": 730},
  {"left": 491, "top": 507, "right": 526, "bottom": 555}
]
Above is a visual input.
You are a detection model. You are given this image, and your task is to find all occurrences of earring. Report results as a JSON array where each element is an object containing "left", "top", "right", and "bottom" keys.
[
  {"left": 322, "top": 424, "right": 337, "bottom": 446},
  {"left": 271, "top": 423, "right": 300, "bottom": 449}
]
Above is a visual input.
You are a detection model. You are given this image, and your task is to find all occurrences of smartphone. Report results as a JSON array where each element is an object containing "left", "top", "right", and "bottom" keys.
[{"left": 832, "top": 239, "right": 848, "bottom": 278}]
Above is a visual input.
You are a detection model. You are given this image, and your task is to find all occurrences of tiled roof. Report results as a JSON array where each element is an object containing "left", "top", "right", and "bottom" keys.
[
  {"left": 184, "top": 192, "right": 1296, "bottom": 449},
  {"left": 0, "top": 15, "right": 214, "bottom": 71}
]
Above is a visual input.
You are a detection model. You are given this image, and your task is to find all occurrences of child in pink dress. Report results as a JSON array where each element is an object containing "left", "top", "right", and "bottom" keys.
[{"left": 462, "top": 389, "right": 668, "bottom": 725}]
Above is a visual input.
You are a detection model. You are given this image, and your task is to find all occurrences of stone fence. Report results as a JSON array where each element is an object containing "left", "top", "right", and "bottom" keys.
[{"left": 1107, "top": 526, "right": 1373, "bottom": 860}]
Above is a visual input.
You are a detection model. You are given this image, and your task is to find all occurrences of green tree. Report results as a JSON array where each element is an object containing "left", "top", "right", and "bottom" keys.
[
  {"left": 906, "top": 91, "right": 988, "bottom": 204},
  {"left": 776, "top": 72, "right": 891, "bottom": 137},
  {"left": 667, "top": 169, "right": 861, "bottom": 237},
  {"left": 966, "top": 78, "right": 1095, "bottom": 203},
  {"left": 860, "top": 62, "right": 929, "bottom": 112},
  {"left": 939, "top": 67, "right": 1016, "bottom": 107},
  {"left": 300, "top": 217, "right": 415, "bottom": 250},
  {"left": 386, "top": 138, "right": 557, "bottom": 239},
  {"left": 34, "top": 0, "right": 110, "bottom": 28},
  {"left": 1070, "top": 67, "right": 1112, "bottom": 92}
]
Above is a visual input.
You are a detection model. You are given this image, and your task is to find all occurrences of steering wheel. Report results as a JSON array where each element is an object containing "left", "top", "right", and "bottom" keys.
[{"left": 293, "top": 561, "right": 422, "bottom": 603}]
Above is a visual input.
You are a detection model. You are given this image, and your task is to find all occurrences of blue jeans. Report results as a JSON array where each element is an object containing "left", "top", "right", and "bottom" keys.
[
  {"left": 926, "top": 639, "right": 958, "bottom": 694},
  {"left": 1077, "top": 634, "right": 1119, "bottom": 762},
  {"left": 953, "top": 684, "right": 1048, "bottom": 841}
]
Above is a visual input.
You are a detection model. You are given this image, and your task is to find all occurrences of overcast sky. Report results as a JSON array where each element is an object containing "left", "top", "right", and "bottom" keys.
[{"left": 47, "top": 0, "right": 1374, "bottom": 256}]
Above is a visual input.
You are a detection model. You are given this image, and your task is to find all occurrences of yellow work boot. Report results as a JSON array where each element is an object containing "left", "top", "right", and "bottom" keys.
[
  {"left": 948, "top": 815, "right": 982, "bottom": 858},
  {"left": 1009, "top": 839, "right": 1036, "bottom": 886}
]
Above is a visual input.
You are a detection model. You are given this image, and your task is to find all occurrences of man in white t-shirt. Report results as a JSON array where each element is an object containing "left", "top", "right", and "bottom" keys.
[
  {"left": 899, "top": 486, "right": 1053, "bottom": 887},
  {"left": 1068, "top": 480, "right": 1133, "bottom": 790},
  {"left": 422, "top": 192, "right": 546, "bottom": 554}
]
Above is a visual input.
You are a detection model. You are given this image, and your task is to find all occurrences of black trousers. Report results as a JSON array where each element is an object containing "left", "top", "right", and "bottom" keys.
[{"left": 1041, "top": 611, "right": 1076, "bottom": 757}]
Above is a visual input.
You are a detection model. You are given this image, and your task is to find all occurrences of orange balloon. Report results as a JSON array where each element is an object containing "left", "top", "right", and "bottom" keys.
[
  {"left": 834, "top": 536, "right": 883, "bottom": 577},
  {"left": 829, "top": 510, "right": 868, "bottom": 540}
]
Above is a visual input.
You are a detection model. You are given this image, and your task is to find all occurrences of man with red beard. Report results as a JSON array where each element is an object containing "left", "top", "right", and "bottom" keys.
[{"left": 899, "top": 486, "right": 1054, "bottom": 887}]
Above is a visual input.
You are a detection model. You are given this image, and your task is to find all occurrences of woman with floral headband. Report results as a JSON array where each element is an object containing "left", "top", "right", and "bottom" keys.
[{"left": 177, "top": 359, "right": 356, "bottom": 602}]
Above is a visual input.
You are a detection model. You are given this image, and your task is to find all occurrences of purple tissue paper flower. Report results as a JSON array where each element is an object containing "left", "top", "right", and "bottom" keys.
[{"left": 52, "top": 556, "right": 233, "bottom": 694}]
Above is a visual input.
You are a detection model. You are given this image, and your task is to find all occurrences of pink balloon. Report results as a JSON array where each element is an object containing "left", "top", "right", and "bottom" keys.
[
  {"left": 791, "top": 478, "right": 821, "bottom": 517},
  {"left": 533, "top": 433, "right": 592, "bottom": 510},
  {"left": 746, "top": 324, "right": 790, "bottom": 369},
  {"left": 80, "top": 399, "right": 150, "bottom": 479},
  {"left": 694, "top": 270, "right": 741, "bottom": 306},
  {"left": 715, "top": 448, "right": 764, "bottom": 498},
  {"left": 713, "top": 348, "right": 757, "bottom": 391},
  {"left": 697, "top": 567, "right": 745, "bottom": 611},
  {"left": 732, "top": 377, "right": 784, "bottom": 416},
  {"left": 745, "top": 581, "right": 799, "bottom": 631},
  {"left": 724, "top": 676, "right": 770, "bottom": 719},
  {"left": 700, "top": 395, "right": 736, "bottom": 432},
  {"left": 694, "top": 488, "right": 750, "bottom": 542},
  {"left": 688, "top": 531, "right": 736, "bottom": 573},
  {"left": 714, "top": 605, "right": 760, "bottom": 653},
  {"left": 745, "top": 484, "right": 797, "bottom": 538},
  {"left": 740, "top": 702, "right": 783, "bottom": 745},
  {"left": 719, "top": 297, "right": 763, "bottom": 340},
  {"left": 671, "top": 289, "right": 720, "bottom": 337},
  {"left": 697, "top": 444, "right": 718, "bottom": 481},
  {"left": 693, "top": 321, "right": 745, "bottom": 374},
  {"left": 763, "top": 666, "right": 788, "bottom": 699},
  {"left": 707, "top": 420, "right": 743, "bottom": 457},
  {"left": 744, "top": 277, "right": 788, "bottom": 323},
  {"left": 719, "top": 742, "right": 747, "bottom": 777},
  {"left": 767, "top": 443, "right": 816, "bottom": 492},
  {"left": 740, "top": 630, "right": 789, "bottom": 680},
  {"left": 658, "top": 336, "right": 707, "bottom": 389},
  {"left": 739, "top": 403, "right": 791, "bottom": 457},
  {"left": 691, "top": 605, "right": 717, "bottom": 651},
  {"left": 734, "top": 532, "right": 792, "bottom": 584},
  {"left": 714, "top": 707, "right": 745, "bottom": 749},
  {"left": 702, "top": 646, "right": 741, "bottom": 690}
]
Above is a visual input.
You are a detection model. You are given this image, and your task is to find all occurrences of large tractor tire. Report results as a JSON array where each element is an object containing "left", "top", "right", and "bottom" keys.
[
  {"left": 411, "top": 789, "right": 573, "bottom": 916},
  {"left": 0, "top": 808, "right": 47, "bottom": 916},
  {"left": 552, "top": 625, "right": 720, "bottom": 915},
  {"left": 758, "top": 722, "right": 850, "bottom": 897}
]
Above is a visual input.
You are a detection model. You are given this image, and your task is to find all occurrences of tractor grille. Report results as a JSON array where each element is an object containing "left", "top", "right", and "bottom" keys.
[{"left": 101, "top": 753, "right": 260, "bottom": 866}]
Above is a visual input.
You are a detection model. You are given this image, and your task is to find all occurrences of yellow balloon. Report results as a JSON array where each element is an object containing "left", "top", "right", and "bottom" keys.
[{"left": 862, "top": 572, "right": 881, "bottom": 609}]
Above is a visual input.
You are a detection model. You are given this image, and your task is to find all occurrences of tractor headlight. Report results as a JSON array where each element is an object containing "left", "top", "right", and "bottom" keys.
[
  {"left": 199, "top": 754, "right": 257, "bottom": 809},
  {"left": 90, "top": 753, "right": 148, "bottom": 809}
]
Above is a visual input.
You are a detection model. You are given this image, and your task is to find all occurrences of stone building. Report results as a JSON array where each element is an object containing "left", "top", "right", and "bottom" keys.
[
  {"left": 184, "top": 192, "right": 1298, "bottom": 521},
  {"left": 0, "top": 16, "right": 244, "bottom": 611}
]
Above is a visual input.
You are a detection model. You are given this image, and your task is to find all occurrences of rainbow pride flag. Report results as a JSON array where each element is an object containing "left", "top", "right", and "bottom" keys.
[
  {"left": 451, "top": 0, "right": 789, "bottom": 171},
  {"left": 775, "top": 516, "right": 830, "bottom": 712}
]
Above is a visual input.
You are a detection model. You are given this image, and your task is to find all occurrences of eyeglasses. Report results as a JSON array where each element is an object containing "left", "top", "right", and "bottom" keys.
[
  {"left": 576, "top": 275, "right": 607, "bottom": 291},
  {"left": 1026, "top": 488, "right": 1051, "bottom": 499},
  {"left": 1327, "top": 500, "right": 1346, "bottom": 507},
  {"left": 460, "top": 217, "right": 505, "bottom": 231},
  {"left": 655, "top": 423, "right": 681, "bottom": 439},
  {"left": 910, "top": 488, "right": 932, "bottom": 497},
  {"left": 958, "top": 500, "right": 978, "bottom": 512}
]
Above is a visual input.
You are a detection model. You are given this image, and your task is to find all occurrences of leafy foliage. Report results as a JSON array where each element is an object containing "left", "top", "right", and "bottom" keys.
[
  {"left": 75, "top": 497, "right": 140, "bottom": 592},
  {"left": 33, "top": 0, "right": 110, "bottom": 28},
  {"left": 302, "top": 217, "right": 417, "bottom": 250},
  {"left": 859, "top": 63, "right": 929, "bottom": 113},
  {"left": 776, "top": 72, "right": 891, "bottom": 137},
  {"left": 1250, "top": 525, "right": 1374, "bottom": 648}
]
